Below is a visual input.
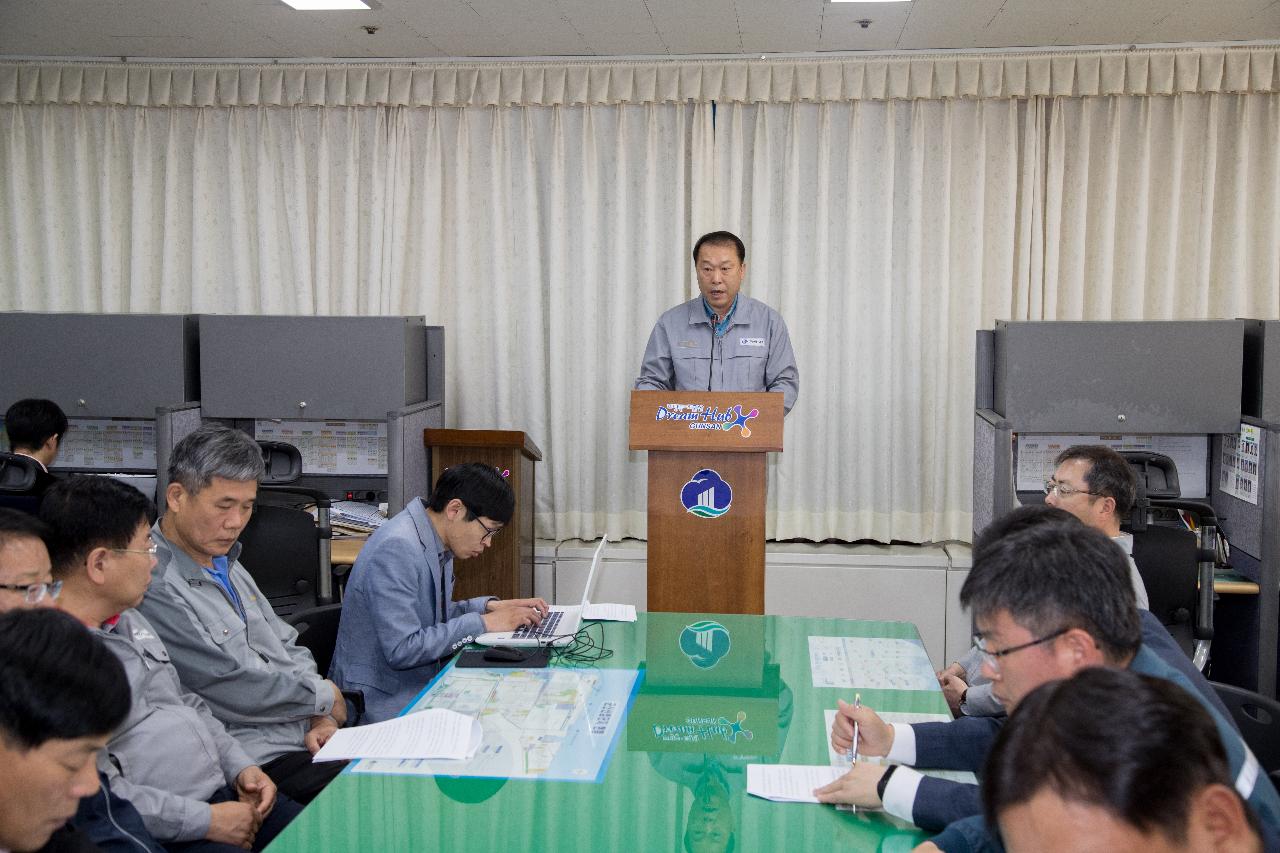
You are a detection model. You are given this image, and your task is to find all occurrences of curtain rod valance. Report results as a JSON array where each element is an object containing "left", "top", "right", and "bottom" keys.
[{"left": 1, "top": 46, "right": 1276, "bottom": 107}]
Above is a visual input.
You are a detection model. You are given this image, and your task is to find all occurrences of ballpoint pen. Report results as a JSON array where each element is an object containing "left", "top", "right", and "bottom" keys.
[{"left": 849, "top": 693, "right": 861, "bottom": 764}]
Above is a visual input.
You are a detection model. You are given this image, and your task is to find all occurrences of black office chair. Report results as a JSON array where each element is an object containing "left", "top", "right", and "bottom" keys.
[
  {"left": 1210, "top": 681, "right": 1280, "bottom": 775},
  {"left": 236, "top": 441, "right": 333, "bottom": 618},
  {"left": 287, "top": 603, "right": 364, "bottom": 723},
  {"left": 0, "top": 452, "right": 42, "bottom": 514},
  {"left": 1121, "top": 451, "right": 1218, "bottom": 671}
]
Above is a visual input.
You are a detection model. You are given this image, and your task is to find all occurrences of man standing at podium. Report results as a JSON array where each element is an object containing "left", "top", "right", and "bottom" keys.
[{"left": 635, "top": 231, "right": 799, "bottom": 414}]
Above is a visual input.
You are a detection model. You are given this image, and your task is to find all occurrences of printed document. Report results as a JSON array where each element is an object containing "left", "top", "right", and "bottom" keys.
[
  {"left": 808, "top": 636, "right": 938, "bottom": 691},
  {"left": 313, "top": 708, "right": 481, "bottom": 762},
  {"left": 584, "top": 603, "right": 637, "bottom": 622},
  {"left": 747, "top": 764, "right": 847, "bottom": 803}
]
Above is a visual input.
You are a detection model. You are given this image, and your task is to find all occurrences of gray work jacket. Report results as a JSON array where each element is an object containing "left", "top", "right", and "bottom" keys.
[
  {"left": 137, "top": 522, "right": 335, "bottom": 765},
  {"left": 635, "top": 295, "right": 799, "bottom": 414},
  {"left": 96, "top": 609, "right": 255, "bottom": 842}
]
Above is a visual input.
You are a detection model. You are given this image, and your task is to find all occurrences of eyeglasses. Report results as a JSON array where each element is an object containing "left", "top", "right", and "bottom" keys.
[
  {"left": 0, "top": 579, "right": 63, "bottom": 604},
  {"left": 111, "top": 539, "right": 159, "bottom": 557},
  {"left": 972, "top": 627, "right": 1069, "bottom": 671},
  {"left": 473, "top": 518, "right": 502, "bottom": 542},
  {"left": 1043, "top": 479, "right": 1099, "bottom": 499}
]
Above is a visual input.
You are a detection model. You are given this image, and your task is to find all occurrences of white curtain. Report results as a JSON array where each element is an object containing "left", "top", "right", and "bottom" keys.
[
  {"left": 3, "top": 60, "right": 1279, "bottom": 544},
  {"left": 1035, "top": 93, "right": 1280, "bottom": 320},
  {"left": 711, "top": 99, "right": 1023, "bottom": 542},
  {"left": 0, "top": 101, "right": 701, "bottom": 541}
]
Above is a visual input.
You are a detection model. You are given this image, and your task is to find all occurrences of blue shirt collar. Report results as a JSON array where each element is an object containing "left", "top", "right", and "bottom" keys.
[{"left": 702, "top": 295, "right": 739, "bottom": 338}]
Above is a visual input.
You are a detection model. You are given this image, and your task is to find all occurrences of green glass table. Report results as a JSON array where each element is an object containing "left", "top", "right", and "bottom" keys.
[{"left": 267, "top": 613, "right": 949, "bottom": 852}]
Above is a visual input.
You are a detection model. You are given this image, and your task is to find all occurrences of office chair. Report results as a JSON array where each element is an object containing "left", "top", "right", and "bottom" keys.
[
  {"left": 235, "top": 441, "right": 334, "bottom": 618},
  {"left": 1121, "top": 451, "right": 1218, "bottom": 671},
  {"left": 0, "top": 452, "right": 42, "bottom": 514},
  {"left": 1209, "top": 681, "right": 1280, "bottom": 775},
  {"left": 287, "top": 603, "right": 364, "bottom": 723}
]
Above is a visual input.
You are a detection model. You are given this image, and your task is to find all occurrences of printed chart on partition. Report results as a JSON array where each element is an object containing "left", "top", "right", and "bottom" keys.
[
  {"left": 808, "top": 636, "right": 938, "bottom": 691},
  {"left": 352, "top": 668, "right": 639, "bottom": 783},
  {"left": 254, "top": 420, "right": 387, "bottom": 476},
  {"left": 56, "top": 420, "right": 156, "bottom": 469}
]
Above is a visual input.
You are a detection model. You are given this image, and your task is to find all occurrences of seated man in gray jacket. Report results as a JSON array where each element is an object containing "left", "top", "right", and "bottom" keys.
[
  {"left": 137, "top": 424, "right": 346, "bottom": 804},
  {"left": 42, "top": 475, "right": 301, "bottom": 852}
]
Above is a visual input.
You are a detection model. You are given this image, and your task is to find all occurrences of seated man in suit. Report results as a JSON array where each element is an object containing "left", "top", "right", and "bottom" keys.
[
  {"left": 137, "top": 424, "right": 346, "bottom": 804},
  {"left": 818, "top": 517, "right": 1280, "bottom": 852},
  {"left": 43, "top": 476, "right": 301, "bottom": 853},
  {"left": 0, "top": 608, "right": 130, "bottom": 853},
  {"left": 984, "top": 667, "right": 1276, "bottom": 853},
  {"left": 3, "top": 398, "right": 67, "bottom": 497},
  {"left": 330, "top": 462, "right": 548, "bottom": 722},
  {"left": 937, "top": 444, "right": 1149, "bottom": 717}
]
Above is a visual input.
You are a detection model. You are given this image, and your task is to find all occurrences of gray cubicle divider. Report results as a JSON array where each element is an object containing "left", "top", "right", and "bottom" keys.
[
  {"left": 155, "top": 402, "right": 204, "bottom": 508},
  {"left": 387, "top": 400, "right": 444, "bottom": 515}
]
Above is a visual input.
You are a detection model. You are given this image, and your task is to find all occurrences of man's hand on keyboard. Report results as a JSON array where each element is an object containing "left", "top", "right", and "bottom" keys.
[{"left": 482, "top": 598, "right": 548, "bottom": 633}]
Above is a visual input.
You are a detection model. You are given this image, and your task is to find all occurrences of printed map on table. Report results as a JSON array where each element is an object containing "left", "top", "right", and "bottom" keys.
[
  {"left": 808, "top": 636, "right": 938, "bottom": 691},
  {"left": 352, "top": 667, "right": 639, "bottom": 783}
]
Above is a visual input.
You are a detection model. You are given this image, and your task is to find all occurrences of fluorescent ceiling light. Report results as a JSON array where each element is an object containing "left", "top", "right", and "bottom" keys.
[
  {"left": 828, "top": 1, "right": 911, "bottom": 3},
  {"left": 281, "top": 0, "right": 371, "bottom": 9}
]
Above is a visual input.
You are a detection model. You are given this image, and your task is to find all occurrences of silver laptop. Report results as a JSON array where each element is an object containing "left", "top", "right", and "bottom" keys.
[{"left": 475, "top": 537, "right": 607, "bottom": 648}]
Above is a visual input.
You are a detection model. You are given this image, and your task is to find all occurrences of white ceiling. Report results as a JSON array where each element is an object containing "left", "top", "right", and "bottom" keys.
[{"left": 1, "top": 0, "right": 1277, "bottom": 60}]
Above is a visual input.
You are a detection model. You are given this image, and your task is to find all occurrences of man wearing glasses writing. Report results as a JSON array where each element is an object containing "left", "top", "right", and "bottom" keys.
[
  {"left": 818, "top": 517, "right": 1279, "bottom": 852},
  {"left": 330, "top": 462, "right": 548, "bottom": 722}
]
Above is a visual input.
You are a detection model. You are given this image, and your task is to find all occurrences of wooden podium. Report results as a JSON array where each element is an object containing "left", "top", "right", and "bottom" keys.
[
  {"left": 423, "top": 429, "right": 542, "bottom": 602},
  {"left": 629, "top": 390, "right": 784, "bottom": 614}
]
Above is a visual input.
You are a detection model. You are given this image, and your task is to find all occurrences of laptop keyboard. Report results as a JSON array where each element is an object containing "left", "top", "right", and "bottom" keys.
[{"left": 511, "top": 610, "right": 563, "bottom": 639}]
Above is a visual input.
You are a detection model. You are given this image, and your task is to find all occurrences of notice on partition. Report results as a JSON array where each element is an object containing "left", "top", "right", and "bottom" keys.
[
  {"left": 808, "top": 637, "right": 938, "bottom": 691},
  {"left": 1015, "top": 434, "right": 1209, "bottom": 498},
  {"left": 351, "top": 667, "right": 640, "bottom": 783},
  {"left": 254, "top": 420, "right": 387, "bottom": 476},
  {"left": 52, "top": 419, "right": 156, "bottom": 470},
  {"left": 1219, "top": 424, "right": 1261, "bottom": 505}
]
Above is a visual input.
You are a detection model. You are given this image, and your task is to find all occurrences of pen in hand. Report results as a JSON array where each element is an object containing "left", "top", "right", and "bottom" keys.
[{"left": 849, "top": 693, "right": 861, "bottom": 764}]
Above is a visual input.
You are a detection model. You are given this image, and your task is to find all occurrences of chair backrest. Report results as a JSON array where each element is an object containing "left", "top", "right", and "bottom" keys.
[
  {"left": 1130, "top": 525, "right": 1199, "bottom": 628},
  {"left": 1210, "top": 681, "right": 1280, "bottom": 775},
  {"left": 237, "top": 503, "right": 319, "bottom": 617},
  {"left": 0, "top": 453, "right": 43, "bottom": 514},
  {"left": 287, "top": 603, "right": 344, "bottom": 678}
]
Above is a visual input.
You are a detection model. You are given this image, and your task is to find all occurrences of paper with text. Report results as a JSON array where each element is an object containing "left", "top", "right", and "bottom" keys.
[
  {"left": 313, "top": 708, "right": 481, "bottom": 762},
  {"left": 747, "top": 764, "right": 846, "bottom": 803}
]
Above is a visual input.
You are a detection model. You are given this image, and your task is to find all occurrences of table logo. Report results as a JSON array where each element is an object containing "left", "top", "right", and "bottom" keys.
[
  {"left": 680, "top": 619, "right": 732, "bottom": 668},
  {"left": 680, "top": 469, "right": 733, "bottom": 518}
]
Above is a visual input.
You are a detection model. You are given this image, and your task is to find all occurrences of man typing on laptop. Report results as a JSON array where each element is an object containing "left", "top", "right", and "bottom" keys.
[{"left": 329, "top": 463, "right": 548, "bottom": 722}]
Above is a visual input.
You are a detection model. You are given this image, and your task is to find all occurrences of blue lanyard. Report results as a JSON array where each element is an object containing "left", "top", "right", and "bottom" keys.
[
  {"left": 702, "top": 296, "right": 738, "bottom": 339},
  {"left": 205, "top": 556, "right": 247, "bottom": 622}
]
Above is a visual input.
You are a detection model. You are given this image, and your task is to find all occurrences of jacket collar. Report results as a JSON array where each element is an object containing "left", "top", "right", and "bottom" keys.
[
  {"left": 408, "top": 498, "right": 451, "bottom": 566},
  {"left": 151, "top": 517, "right": 244, "bottom": 583}
]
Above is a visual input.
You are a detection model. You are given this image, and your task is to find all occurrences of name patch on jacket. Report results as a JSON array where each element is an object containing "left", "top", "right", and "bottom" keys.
[
  {"left": 678, "top": 340, "right": 699, "bottom": 348},
  {"left": 739, "top": 337, "right": 766, "bottom": 347}
]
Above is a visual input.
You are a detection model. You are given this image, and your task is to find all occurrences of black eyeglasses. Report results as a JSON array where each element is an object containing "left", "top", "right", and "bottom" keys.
[
  {"left": 972, "top": 627, "right": 1069, "bottom": 672},
  {"left": 473, "top": 518, "right": 502, "bottom": 542},
  {"left": 0, "top": 579, "right": 63, "bottom": 604}
]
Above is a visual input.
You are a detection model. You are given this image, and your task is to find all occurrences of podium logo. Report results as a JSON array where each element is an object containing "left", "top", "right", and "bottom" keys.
[
  {"left": 680, "top": 469, "right": 733, "bottom": 518},
  {"left": 720, "top": 404, "right": 759, "bottom": 438},
  {"left": 680, "top": 620, "right": 732, "bottom": 668}
]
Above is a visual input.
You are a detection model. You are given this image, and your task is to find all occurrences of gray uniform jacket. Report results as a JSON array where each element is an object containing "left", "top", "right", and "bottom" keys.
[
  {"left": 635, "top": 295, "right": 799, "bottom": 413},
  {"left": 96, "top": 609, "right": 255, "bottom": 842},
  {"left": 138, "top": 521, "right": 335, "bottom": 765}
]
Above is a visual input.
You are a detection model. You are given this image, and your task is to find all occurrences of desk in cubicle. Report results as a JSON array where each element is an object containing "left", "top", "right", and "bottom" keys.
[{"left": 266, "top": 613, "right": 953, "bottom": 852}]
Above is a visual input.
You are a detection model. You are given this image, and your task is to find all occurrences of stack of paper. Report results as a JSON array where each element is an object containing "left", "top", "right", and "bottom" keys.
[
  {"left": 746, "top": 765, "right": 847, "bottom": 803},
  {"left": 313, "top": 708, "right": 482, "bottom": 763},
  {"left": 584, "top": 603, "right": 637, "bottom": 622}
]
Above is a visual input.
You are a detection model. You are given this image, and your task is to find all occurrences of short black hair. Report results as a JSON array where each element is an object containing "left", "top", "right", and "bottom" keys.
[
  {"left": 3, "top": 399, "right": 68, "bottom": 453},
  {"left": 692, "top": 231, "right": 746, "bottom": 265},
  {"left": 1054, "top": 444, "right": 1138, "bottom": 516},
  {"left": 961, "top": 520, "right": 1141, "bottom": 661},
  {"left": 40, "top": 476, "right": 157, "bottom": 580},
  {"left": 983, "top": 667, "right": 1255, "bottom": 844},
  {"left": 972, "top": 504, "right": 1080, "bottom": 563},
  {"left": 0, "top": 507, "right": 51, "bottom": 553},
  {"left": 424, "top": 462, "right": 515, "bottom": 525},
  {"left": 0, "top": 608, "right": 130, "bottom": 750}
]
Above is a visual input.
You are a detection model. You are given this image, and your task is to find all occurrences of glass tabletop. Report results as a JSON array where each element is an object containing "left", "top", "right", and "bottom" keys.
[{"left": 267, "top": 612, "right": 949, "bottom": 852}]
